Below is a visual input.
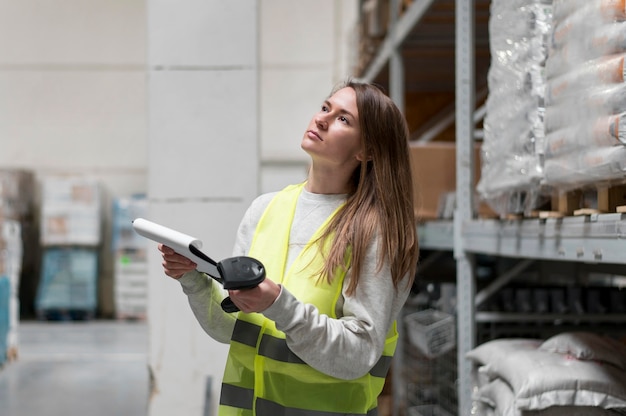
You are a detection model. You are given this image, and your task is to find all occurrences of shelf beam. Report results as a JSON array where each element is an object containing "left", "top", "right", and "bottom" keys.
[
  {"left": 476, "top": 312, "right": 626, "bottom": 323},
  {"left": 417, "top": 221, "right": 454, "bottom": 250},
  {"left": 419, "top": 214, "right": 626, "bottom": 266},
  {"left": 464, "top": 214, "right": 626, "bottom": 265}
]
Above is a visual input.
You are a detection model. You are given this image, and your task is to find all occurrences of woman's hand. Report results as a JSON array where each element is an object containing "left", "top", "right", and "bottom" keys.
[
  {"left": 158, "top": 244, "right": 197, "bottom": 279},
  {"left": 228, "top": 278, "right": 281, "bottom": 313}
]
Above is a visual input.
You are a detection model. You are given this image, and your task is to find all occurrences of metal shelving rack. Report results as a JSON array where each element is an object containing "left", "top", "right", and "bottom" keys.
[{"left": 359, "top": 1, "right": 626, "bottom": 415}]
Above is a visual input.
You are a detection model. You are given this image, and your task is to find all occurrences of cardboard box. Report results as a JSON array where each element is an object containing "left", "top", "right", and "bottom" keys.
[{"left": 409, "top": 142, "right": 493, "bottom": 220}]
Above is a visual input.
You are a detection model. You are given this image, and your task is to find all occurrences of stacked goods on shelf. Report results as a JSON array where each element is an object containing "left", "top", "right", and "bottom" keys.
[
  {"left": 112, "top": 196, "right": 148, "bottom": 320},
  {"left": 35, "top": 176, "right": 102, "bottom": 320},
  {"left": 479, "top": 0, "right": 553, "bottom": 216},
  {"left": 0, "top": 169, "right": 36, "bottom": 364},
  {"left": 466, "top": 332, "right": 626, "bottom": 415},
  {"left": 544, "top": 0, "right": 626, "bottom": 190}
]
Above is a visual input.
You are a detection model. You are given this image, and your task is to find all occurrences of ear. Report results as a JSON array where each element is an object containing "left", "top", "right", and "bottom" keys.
[{"left": 355, "top": 150, "right": 371, "bottom": 162}]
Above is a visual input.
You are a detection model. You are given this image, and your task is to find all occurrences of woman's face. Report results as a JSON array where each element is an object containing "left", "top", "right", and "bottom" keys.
[{"left": 301, "top": 87, "right": 364, "bottom": 168}]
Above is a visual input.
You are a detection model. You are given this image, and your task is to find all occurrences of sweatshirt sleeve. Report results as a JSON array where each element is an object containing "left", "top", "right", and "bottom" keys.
[
  {"left": 177, "top": 192, "right": 276, "bottom": 343},
  {"left": 178, "top": 270, "right": 236, "bottom": 344},
  {"left": 262, "top": 239, "right": 411, "bottom": 380}
]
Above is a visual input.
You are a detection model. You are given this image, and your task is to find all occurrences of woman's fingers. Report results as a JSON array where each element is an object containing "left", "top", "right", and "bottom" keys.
[{"left": 158, "top": 244, "right": 196, "bottom": 279}]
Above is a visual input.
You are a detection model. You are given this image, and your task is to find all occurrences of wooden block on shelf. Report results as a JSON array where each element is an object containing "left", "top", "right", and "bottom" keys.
[
  {"left": 598, "top": 184, "right": 626, "bottom": 213},
  {"left": 551, "top": 189, "right": 583, "bottom": 216},
  {"left": 551, "top": 184, "right": 626, "bottom": 216},
  {"left": 538, "top": 211, "right": 564, "bottom": 219},
  {"left": 573, "top": 208, "right": 601, "bottom": 216}
]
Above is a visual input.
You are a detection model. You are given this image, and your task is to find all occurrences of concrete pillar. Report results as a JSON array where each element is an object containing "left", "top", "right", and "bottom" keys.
[{"left": 146, "top": 2, "right": 258, "bottom": 415}]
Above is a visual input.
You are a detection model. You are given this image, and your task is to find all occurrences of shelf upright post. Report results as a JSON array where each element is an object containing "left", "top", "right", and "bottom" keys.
[
  {"left": 389, "top": 0, "right": 405, "bottom": 112},
  {"left": 455, "top": 0, "right": 477, "bottom": 414},
  {"left": 388, "top": 4, "right": 406, "bottom": 416}
]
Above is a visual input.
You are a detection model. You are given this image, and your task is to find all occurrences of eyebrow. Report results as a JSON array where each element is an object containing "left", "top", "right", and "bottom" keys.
[{"left": 324, "top": 100, "right": 356, "bottom": 121}]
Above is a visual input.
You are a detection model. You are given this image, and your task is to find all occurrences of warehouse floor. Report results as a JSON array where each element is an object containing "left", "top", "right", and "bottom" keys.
[{"left": 0, "top": 320, "right": 149, "bottom": 416}]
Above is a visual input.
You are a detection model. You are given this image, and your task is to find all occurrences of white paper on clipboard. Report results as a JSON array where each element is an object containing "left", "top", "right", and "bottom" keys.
[{"left": 132, "top": 217, "right": 221, "bottom": 279}]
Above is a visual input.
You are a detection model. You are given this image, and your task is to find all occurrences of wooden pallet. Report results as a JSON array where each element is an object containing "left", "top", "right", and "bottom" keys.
[{"left": 548, "top": 184, "right": 626, "bottom": 217}]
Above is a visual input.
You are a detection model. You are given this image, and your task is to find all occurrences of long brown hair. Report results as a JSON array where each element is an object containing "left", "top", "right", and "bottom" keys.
[{"left": 316, "top": 80, "right": 419, "bottom": 295}]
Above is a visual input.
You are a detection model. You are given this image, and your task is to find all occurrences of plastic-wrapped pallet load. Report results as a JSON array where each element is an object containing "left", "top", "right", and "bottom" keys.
[
  {"left": 0, "top": 169, "right": 36, "bottom": 222},
  {"left": 0, "top": 220, "right": 22, "bottom": 363},
  {"left": 112, "top": 195, "right": 148, "bottom": 320},
  {"left": 36, "top": 175, "right": 102, "bottom": 320},
  {"left": 479, "top": 0, "right": 553, "bottom": 217},
  {"left": 543, "top": 0, "right": 626, "bottom": 190},
  {"left": 0, "top": 276, "right": 9, "bottom": 367},
  {"left": 39, "top": 175, "right": 102, "bottom": 246},
  {"left": 0, "top": 169, "right": 35, "bottom": 363}
]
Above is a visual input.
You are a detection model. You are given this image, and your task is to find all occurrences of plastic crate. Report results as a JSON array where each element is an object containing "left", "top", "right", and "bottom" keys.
[{"left": 404, "top": 309, "right": 455, "bottom": 358}]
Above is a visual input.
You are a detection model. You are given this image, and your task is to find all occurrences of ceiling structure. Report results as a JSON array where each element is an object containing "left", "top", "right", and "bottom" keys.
[
  {"left": 359, "top": 0, "right": 491, "bottom": 92},
  {"left": 357, "top": 0, "right": 492, "bottom": 140}
]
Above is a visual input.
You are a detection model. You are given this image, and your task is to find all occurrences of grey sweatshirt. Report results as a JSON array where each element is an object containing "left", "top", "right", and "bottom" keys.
[{"left": 178, "top": 188, "right": 411, "bottom": 380}]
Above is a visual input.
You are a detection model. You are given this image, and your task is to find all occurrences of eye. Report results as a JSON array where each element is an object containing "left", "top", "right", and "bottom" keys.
[
  {"left": 321, "top": 104, "right": 329, "bottom": 112},
  {"left": 339, "top": 116, "right": 349, "bottom": 125}
]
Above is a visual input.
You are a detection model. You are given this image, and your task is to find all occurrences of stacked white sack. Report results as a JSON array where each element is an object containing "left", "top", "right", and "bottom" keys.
[{"left": 543, "top": 0, "right": 626, "bottom": 189}]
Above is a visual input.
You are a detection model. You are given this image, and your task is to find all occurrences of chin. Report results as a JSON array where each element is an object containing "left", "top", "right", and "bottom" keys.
[{"left": 300, "top": 139, "right": 313, "bottom": 153}]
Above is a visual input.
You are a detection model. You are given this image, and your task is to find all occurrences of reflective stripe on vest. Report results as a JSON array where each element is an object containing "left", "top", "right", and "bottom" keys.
[
  {"left": 220, "top": 384, "right": 379, "bottom": 416},
  {"left": 231, "top": 319, "right": 394, "bottom": 375},
  {"left": 219, "top": 182, "right": 398, "bottom": 415}
]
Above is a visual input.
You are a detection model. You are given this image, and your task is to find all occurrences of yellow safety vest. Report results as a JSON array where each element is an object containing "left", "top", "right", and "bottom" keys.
[{"left": 218, "top": 183, "right": 398, "bottom": 415}]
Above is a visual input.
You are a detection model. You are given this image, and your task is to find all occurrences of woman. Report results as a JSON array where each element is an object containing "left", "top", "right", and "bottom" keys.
[{"left": 159, "top": 79, "right": 419, "bottom": 415}]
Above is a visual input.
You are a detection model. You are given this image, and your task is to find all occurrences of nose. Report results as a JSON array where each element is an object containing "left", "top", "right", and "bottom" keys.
[{"left": 315, "top": 114, "right": 328, "bottom": 130}]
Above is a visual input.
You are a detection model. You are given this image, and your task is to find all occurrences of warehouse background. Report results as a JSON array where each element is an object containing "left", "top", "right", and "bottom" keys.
[
  {"left": 3, "top": 1, "right": 626, "bottom": 416},
  {"left": 0, "top": 1, "right": 358, "bottom": 415}
]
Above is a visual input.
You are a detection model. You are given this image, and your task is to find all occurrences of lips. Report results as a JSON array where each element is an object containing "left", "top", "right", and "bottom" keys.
[{"left": 307, "top": 130, "right": 322, "bottom": 141}]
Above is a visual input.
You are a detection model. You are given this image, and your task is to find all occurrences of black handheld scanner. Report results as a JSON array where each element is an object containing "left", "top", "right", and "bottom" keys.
[{"left": 216, "top": 256, "right": 266, "bottom": 313}]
